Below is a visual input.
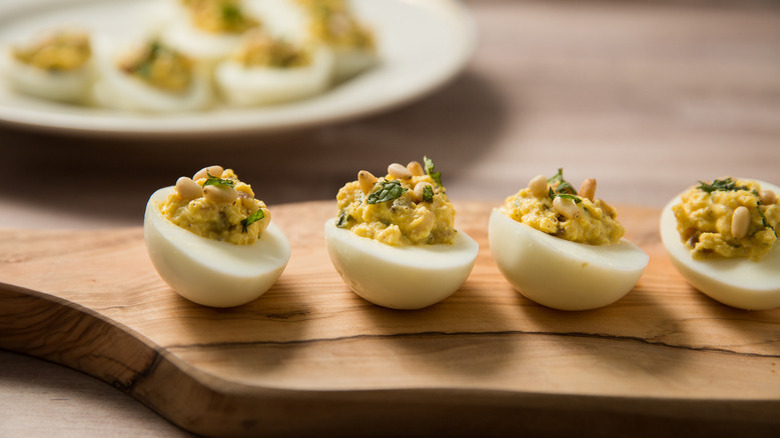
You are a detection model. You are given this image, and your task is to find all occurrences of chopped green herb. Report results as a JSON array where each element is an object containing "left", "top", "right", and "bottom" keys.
[
  {"left": 149, "top": 41, "right": 163, "bottom": 57},
  {"left": 555, "top": 181, "right": 577, "bottom": 195},
  {"left": 127, "top": 41, "right": 163, "bottom": 78},
  {"left": 241, "top": 209, "right": 265, "bottom": 233},
  {"left": 548, "top": 187, "right": 581, "bottom": 204},
  {"left": 424, "top": 156, "right": 442, "bottom": 187},
  {"left": 203, "top": 172, "right": 235, "bottom": 188},
  {"left": 756, "top": 201, "right": 777, "bottom": 237},
  {"left": 546, "top": 168, "right": 577, "bottom": 195},
  {"left": 546, "top": 168, "right": 580, "bottom": 202},
  {"left": 134, "top": 61, "right": 152, "bottom": 78},
  {"left": 547, "top": 168, "right": 565, "bottom": 185},
  {"left": 336, "top": 210, "right": 350, "bottom": 228},
  {"left": 222, "top": 3, "right": 242, "bottom": 23},
  {"left": 422, "top": 184, "right": 434, "bottom": 202},
  {"left": 697, "top": 178, "right": 749, "bottom": 194},
  {"left": 367, "top": 180, "right": 407, "bottom": 204}
]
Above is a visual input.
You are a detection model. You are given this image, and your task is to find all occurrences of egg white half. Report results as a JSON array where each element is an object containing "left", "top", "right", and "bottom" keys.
[
  {"left": 215, "top": 47, "right": 332, "bottom": 106},
  {"left": 162, "top": 17, "right": 249, "bottom": 64},
  {"left": 248, "top": 0, "right": 376, "bottom": 82},
  {"left": 1, "top": 47, "right": 93, "bottom": 104},
  {"left": 324, "top": 218, "right": 478, "bottom": 310},
  {"left": 92, "top": 39, "right": 212, "bottom": 112},
  {"left": 144, "top": 187, "right": 290, "bottom": 308},
  {"left": 489, "top": 209, "right": 648, "bottom": 311},
  {"left": 330, "top": 46, "right": 376, "bottom": 82},
  {"left": 659, "top": 180, "right": 780, "bottom": 310}
]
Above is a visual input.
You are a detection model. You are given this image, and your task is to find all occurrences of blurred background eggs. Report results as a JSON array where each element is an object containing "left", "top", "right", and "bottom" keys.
[{"left": 2, "top": 0, "right": 378, "bottom": 112}]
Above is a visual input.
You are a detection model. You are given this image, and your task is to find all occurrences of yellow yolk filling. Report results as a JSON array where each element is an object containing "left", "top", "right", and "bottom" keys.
[{"left": 159, "top": 169, "right": 270, "bottom": 245}]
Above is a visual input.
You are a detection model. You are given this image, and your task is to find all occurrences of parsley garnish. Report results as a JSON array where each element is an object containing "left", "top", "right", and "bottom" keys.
[
  {"left": 547, "top": 168, "right": 576, "bottom": 195},
  {"left": 203, "top": 172, "right": 235, "bottom": 188},
  {"left": 148, "top": 41, "right": 163, "bottom": 58},
  {"left": 134, "top": 60, "right": 152, "bottom": 78},
  {"left": 126, "top": 41, "right": 163, "bottom": 78},
  {"left": 241, "top": 209, "right": 265, "bottom": 233},
  {"left": 757, "top": 201, "right": 777, "bottom": 237},
  {"left": 222, "top": 3, "right": 242, "bottom": 23},
  {"left": 546, "top": 168, "right": 580, "bottom": 202},
  {"left": 555, "top": 181, "right": 577, "bottom": 195},
  {"left": 697, "top": 178, "right": 749, "bottom": 193},
  {"left": 367, "top": 180, "right": 407, "bottom": 204},
  {"left": 547, "top": 168, "right": 564, "bottom": 185},
  {"left": 336, "top": 210, "right": 350, "bottom": 228},
  {"left": 422, "top": 185, "right": 434, "bottom": 202},
  {"left": 548, "top": 187, "right": 581, "bottom": 204},
  {"left": 424, "top": 156, "right": 442, "bottom": 187}
]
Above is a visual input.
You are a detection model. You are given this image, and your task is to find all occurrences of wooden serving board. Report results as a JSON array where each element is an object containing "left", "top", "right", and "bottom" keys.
[{"left": 1, "top": 201, "right": 778, "bottom": 437}]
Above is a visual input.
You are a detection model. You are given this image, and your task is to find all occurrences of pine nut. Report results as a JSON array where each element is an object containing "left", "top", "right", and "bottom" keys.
[
  {"left": 528, "top": 175, "right": 548, "bottom": 198},
  {"left": 553, "top": 196, "right": 580, "bottom": 219},
  {"left": 174, "top": 176, "right": 202, "bottom": 199},
  {"left": 357, "top": 170, "right": 377, "bottom": 194},
  {"left": 388, "top": 163, "right": 412, "bottom": 180},
  {"left": 600, "top": 199, "right": 617, "bottom": 218},
  {"left": 410, "top": 210, "right": 435, "bottom": 234},
  {"left": 407, "top": 161, "right": 424, "bottom": 176},
  {"left": 203, "top": 185, "right": 237, "bottom": 204},
  {"left": 579, "top": 178, "right": 597, "bottom": 200},
  {"left": 193, "top": 165, "right": 224, "bottom": 181},
  {"left": 412, "top": 181, "right": 434, "bottom": 202},
  {"left": 731, "top": 206, "right": 750, "bottom": 239},
  {"left": 761, "top": 190, "right": 777, "bottom": 205}
]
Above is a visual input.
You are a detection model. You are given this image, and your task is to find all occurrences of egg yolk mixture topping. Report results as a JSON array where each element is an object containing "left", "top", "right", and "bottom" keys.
[
  {"left": 673, "top": 178, "right": 779, "bottom": 261},
  {"left": 13, "top": 30, "right": 91, "bottom": 71},
  {"left": 159, "top": 166, "right": 271, "bottom": 245},
  {"left": 231, "top": 30, "right": 312, "bottom": 68},
  {"left": 119, "top": 41, "right": 194, "bottom": 93},
  {"left": 336, "top": 157, "right": 456, "bottom": 246},
  {"left": 183, "top": 0, "right": 259, "bottom": 34},
  {"left": 500, "top": 169, "right": 624, "bottom": 245},
  {"left": 298, "top": 0, "right": 375, "bottom": 50}
]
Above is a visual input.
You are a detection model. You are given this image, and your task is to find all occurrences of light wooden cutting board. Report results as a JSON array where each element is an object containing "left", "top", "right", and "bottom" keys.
[{"left": 1, "top": 201, "right": 778, "bottom": 437}]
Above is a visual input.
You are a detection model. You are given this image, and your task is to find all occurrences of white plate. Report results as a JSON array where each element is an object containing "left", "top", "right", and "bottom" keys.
[{"left": 0, "top": 0, "right": 475, "bottom": 137}]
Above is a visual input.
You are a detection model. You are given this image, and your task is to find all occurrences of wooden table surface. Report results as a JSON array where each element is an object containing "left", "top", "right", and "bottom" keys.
[{"left": 1, "top": 0, "right": 779, "bottom": 436}]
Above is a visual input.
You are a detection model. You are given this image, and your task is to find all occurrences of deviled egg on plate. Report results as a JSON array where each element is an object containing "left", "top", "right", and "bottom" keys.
[
  {"left": 325, "top": 158, "right": 478, "bottom": 310},
  {"left": 215, "top": 29, "right": 332, "bottom": 106},
  {"left": 489, "top": 169, "right": 649, "bottom": 311},
  {"left": 260, "top": 0, "right": 377, "bottom": 82},
  {"left": 300, "top": 0, "right": 377, "bottom": 81},
  {"left": 93, "top": 38, "right": 212, "bottom": 112},
  {"left": 2, "top": 29, "right": 94, "bottom": 103},
  {"left": 161, "top": 0, "right": 261, "bottom": 65},
  {"left": 144, "top": 165, "right": 290, "bottom": 308},
  {"left": 660, "top": 177, "right": 780, "bottom": 310}
]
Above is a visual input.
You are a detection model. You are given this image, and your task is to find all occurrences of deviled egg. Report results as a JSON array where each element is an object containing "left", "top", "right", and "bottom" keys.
[
  {"left": 93, "top": 39, "right": 212, "bottom": 112},
  {"left": 660, "top": 178, "right": 780, "bottom": 310},
  {"left": 304, "top": 0, "right": 377, "bottom": 81},
  {"left": 325, "top": 158, "right": 478, "bottom": 310},
  {"left": 489, "top": 169, "right": 649, "bottom": 311},
  {"left": 144, "top": 165, "right": 290, "bottom": 307},
  {"left": 2, "top": 29, "right": 93, "bottom": 103},
  {"left": 245, "top": 0, "right": 310, "bottom": 42},
  {"left": 162, "top": 0, "right": 261, "bottom": 64},
  {"left": 215, "top": 29, "right": 332, "bottom": 106},
  {"left": 273, "top": 0, "right": 377, "bottom": 82}
]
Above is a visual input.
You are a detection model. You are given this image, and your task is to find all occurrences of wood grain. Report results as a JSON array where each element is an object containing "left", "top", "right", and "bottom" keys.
[{"left": 1, "top": 201, "right": 778, "bottom": 437}]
